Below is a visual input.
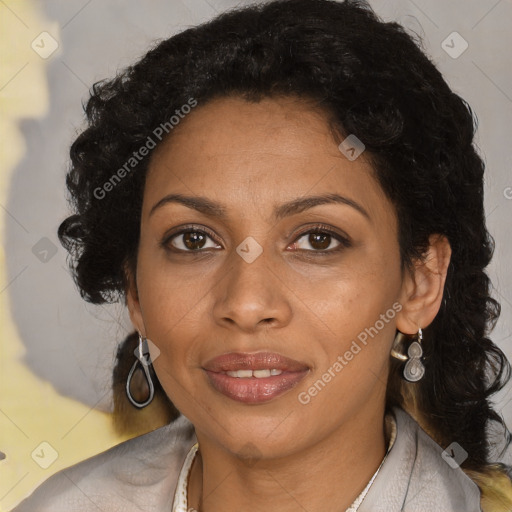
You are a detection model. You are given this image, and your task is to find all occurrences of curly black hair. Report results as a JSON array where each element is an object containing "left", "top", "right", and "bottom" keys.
[{"left": 58, "top": 0, "right": 511, "bottom": 480}]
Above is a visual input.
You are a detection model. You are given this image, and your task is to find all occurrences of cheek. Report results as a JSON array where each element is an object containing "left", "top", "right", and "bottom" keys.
[
  {"left": 296, "top": 283, "right": 398, "bottom": 416},
  {"left": 136, "top": 240, "right": 210, "bottom": 327},
  {"left": 287, "top": 250, "right": 401, "bottom": 330},
  {"left": 134, "top": 254, "right": 209, "bottom": 391},
  {"left": 289, "top": 252, "right": 402, "bottom": 380}
]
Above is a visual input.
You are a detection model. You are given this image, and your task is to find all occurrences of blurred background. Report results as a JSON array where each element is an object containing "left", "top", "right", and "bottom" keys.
[{"left": 1, "top": 0, "right": 511, "bottom": 509}]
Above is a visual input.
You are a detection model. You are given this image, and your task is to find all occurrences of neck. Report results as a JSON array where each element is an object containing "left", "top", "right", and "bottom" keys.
[{"left": 187, "top": 405, "right": 388, "bottom": 512}]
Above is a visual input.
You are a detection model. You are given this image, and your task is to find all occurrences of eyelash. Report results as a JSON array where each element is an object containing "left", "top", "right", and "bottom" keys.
[{"left": 160, "top": 223, "right": 352, "bottom": 256}]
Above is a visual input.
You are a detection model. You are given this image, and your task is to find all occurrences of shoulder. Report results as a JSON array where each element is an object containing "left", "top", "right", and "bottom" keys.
[
  {"left": 12, "top": 414, "right": 196, "bottom": 512},
  {"left": 395, "top": 407, "right": 482, "bottom": 510},
  {"left": 360, "top": 406, "right": 483, "bottom": 512}
]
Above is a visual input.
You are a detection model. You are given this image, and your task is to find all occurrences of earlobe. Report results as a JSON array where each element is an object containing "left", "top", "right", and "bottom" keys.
[{"left": 396, "top": 234, "right": 452, "bottom": 334}]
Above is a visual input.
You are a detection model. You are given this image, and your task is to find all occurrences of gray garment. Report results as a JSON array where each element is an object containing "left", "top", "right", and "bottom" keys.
[
  {"left": 12, "top": 406, "right": 482, "bottom": 511},
  {"left": 359, "top": 408, "right": 482, "bottom": 511}
]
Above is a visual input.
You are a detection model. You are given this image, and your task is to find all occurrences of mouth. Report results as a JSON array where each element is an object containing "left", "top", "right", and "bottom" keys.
[{"left": 203, "top": 351, "right": 310, "bottom": 404}]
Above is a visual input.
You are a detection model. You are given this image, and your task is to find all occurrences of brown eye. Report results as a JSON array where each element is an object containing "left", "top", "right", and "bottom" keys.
[
  {"left": 164, "top": 228, "right": 221, "bottom": 252},
  {"left": 308, "top": 233, "right": 331, "bottom": 250},
  {"left": 182, "top": 231, "right": 207, "bottom": 250},
  {"left": 293, "top": 231, "right": 341, "bottom": 252},
  {"left": 290, "top": 226, "right": 352, "bottom": 254}
]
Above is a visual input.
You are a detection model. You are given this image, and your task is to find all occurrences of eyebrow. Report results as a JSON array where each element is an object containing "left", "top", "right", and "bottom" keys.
[{"left": 149, "top": 192, "right": 370, "bottom": 222}]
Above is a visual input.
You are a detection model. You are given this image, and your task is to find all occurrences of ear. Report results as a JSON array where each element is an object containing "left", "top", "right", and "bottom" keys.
[
  {"left": 124, "top": 261, "right": 146, "bottom": 337},
  {"left": 396, "top": 234, "right": 452, "bottom": 334}
]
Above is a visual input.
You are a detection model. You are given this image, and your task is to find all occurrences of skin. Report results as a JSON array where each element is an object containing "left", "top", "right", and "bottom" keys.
[{"left": 126, "top": 95, "right": 451, "bottom": 512}]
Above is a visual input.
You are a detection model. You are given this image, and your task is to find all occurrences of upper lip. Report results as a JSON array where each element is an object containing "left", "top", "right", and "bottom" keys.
[{"left": 203, "top": 352, "right": 310, "bottom": 373}]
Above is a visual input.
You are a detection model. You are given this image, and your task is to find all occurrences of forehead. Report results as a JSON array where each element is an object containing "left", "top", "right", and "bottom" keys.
[
  {"left": 144, "top": 95, "right": 391, "bottom": 224},
  {"left": 150, "top": 95, "right": 342, "bottom": 164}
]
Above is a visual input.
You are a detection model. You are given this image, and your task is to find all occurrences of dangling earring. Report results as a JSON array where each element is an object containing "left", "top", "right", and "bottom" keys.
[
  {"left": 126, "top": 332, "right": 155, "bottom": 408},
  {"left": 390, "top": 328, "right": 425, "bottom": 382}
]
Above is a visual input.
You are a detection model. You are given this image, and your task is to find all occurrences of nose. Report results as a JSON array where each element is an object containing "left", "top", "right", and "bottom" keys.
[{"left": 212, "top": 244, "right": 292, "bottom": 333}]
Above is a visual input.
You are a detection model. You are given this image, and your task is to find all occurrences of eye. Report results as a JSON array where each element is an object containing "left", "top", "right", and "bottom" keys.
[
  {"left": 290, "top": 225, "right": 351, "bottom": 254},
  {"left": 162, "top": 226, "right": 221, "bottom": 252}
]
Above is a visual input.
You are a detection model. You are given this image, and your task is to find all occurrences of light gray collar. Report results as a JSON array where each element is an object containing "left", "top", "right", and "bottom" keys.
[{"left": 359, "top": 406, "right": 482, "bottom": 511}]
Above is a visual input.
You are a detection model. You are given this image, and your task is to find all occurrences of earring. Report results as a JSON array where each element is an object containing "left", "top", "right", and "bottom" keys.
[
  {"left": 390, "top": 328, "right": 425, "bottom": 382},
  {"left": 126, "top": 332, "right": 155, "bottom": 408}
]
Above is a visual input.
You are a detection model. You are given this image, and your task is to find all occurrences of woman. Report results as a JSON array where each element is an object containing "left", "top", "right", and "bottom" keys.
[{"left": 13, "top": 0, "right": 512, "bottom": 510}]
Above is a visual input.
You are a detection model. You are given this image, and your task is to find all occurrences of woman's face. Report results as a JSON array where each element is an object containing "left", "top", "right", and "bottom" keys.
[{"left": 128, "top": 95, "right": 411, "bottom": 459}]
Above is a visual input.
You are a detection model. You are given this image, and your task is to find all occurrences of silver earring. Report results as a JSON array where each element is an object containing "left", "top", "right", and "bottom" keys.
[
  {"left": 126, "top": 333, "right": 155, "bottom": 408},
  {"left": 390, "top": 328, "right": 425, "bottom": 382}
]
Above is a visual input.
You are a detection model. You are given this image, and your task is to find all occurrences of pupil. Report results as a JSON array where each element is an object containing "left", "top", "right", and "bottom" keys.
[
  {"left": 310, "top": 233, "right": 330, "bottom": 250},
  {"left": 184, "top": 232, "right": 205, "bottom": 250}
]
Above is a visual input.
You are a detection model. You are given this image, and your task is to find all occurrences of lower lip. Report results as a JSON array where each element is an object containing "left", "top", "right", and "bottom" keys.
[{"left": 204, "top": 370, "right": 309, "bottom": 404}]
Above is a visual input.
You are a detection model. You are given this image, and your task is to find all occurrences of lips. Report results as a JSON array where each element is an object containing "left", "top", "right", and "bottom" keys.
[
  {"left": 203, "top": 352, "right": 310, "bottom": 404},
  {"left": 203, "top": 351, "right": 309, "bottom": 373}
]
